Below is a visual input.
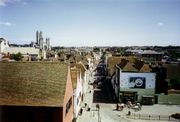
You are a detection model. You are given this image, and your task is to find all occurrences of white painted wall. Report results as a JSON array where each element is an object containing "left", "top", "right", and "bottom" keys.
[
  {"left": 83, "top": 71, "right": 89, "bottom": 94},
  {"left": 0, "top": 39, "right": 9, "bottom": 53},
  {"left": 74, "top": 71, "right": 83, "bottom": 118},
  {"left": 120, "top": 72, "right": 156, "bottom": 89}
]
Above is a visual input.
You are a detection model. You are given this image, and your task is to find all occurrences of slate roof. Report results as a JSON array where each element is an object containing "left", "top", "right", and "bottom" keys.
[{"left": 0, "top": 62, "right": 68, "bottom": 107}]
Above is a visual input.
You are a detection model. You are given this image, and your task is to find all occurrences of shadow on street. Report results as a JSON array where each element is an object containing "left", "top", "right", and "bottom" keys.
[{"left": 92, "top": 80, "right": 114, "bottom": 103}]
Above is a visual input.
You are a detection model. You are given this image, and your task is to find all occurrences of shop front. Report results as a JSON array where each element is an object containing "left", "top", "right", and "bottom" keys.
[{"left": 119, "top": 91, "right": 137, "bottom": 103}]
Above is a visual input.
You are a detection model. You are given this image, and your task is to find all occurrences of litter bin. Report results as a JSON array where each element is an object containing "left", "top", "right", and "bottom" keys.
[{"left": 154, "top": 95, "right": 158, "bottom": 104}]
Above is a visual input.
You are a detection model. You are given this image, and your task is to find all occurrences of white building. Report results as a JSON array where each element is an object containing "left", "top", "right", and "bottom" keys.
[
  {"left": 86, "top": 54, "right": 94, "bottom": 72},
  {"left": 71, "top": 67, "right": 83, "bottom": 119},
  {"left": 3, "top": 47, "right": 40, "bottom": 60},
  {"left": 1, "top": 31, "right": 51, "bottom": 60},
  {"left": 0, "top": 38, "right": 9, "bottom": 53},
  {"left": 36, "top": 31, "right": 51, "bottom": 51},
  {"left": 111, "top": 59, "right": 156, "bottom": 103}
]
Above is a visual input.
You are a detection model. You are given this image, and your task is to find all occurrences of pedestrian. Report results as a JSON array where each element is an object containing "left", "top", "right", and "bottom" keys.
[
  {"left": 96, "top": 104, "right": 100, "bottom": 111},
  {"left": 116, "top": 103, "right": 119, "bottom": 110},
  {"left": 79, "top": 108, "right": 83, "bottom": 115},
  {"left": 127, "top": 111, "right": 131, "bottom": 116},
  {"left": 84, "top": 103, "right": 87, "bottom": 108}
]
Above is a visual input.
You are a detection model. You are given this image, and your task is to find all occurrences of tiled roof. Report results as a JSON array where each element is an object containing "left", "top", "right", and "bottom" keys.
[
  {"left": 86, "top": 54, "right": 93, "bottom": 59},
  {"left": 0, "top": 62, "right": 68, "bottom": 107},
  {"left": 107, "top": 56, "right": 122, "bottom": 76},
  {"left": 139, "top": 64, "right": 152, "bottom": 72},
  {"left": 71, "top": 68, "right": 80, "bottom": 89},
  {"left": 107, "top": 56, "right": 137, "bottom": 76},
  {"left": 120, "top": 62, "right": 138, "bottom": 72},
  {"left": 117, "top": 58, "right": 151, "bottom": 72},
  {"left": 134, "top": 60, "right": 144, "bottom": 70},
  {"left": 70, "top": 63, "right": 86, "bottom": 77}
]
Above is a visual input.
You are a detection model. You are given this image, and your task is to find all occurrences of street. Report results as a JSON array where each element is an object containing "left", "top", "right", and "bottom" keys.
[{"left": 77, "top": 60, "right": 180, "bottom": 122}]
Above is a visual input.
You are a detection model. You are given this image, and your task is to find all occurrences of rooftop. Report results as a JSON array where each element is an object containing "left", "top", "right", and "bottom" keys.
[
  {"left": 117, "top": 59, "right": 152, "bottom": 72},
  {"left": 0, "top": 62, "right": 68, "bottom": 107},
  {"left": 107, "top": 56, "right": 137, "bottom": 76},
  {"left": 71, "top": 68, "right": 81, "bottom": 89},
  {"left": 3, "top": 47, "right": 39, "bottom": 55}
]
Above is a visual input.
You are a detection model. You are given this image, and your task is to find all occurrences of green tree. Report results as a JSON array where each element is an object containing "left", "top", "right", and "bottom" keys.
[{"left": 11, "top": 52, "right": 23, "bottom": 61}]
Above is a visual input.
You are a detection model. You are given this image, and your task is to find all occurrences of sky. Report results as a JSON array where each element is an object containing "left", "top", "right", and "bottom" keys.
[{"left": 0, "top": 0, "right": 180, "bottom": 47}]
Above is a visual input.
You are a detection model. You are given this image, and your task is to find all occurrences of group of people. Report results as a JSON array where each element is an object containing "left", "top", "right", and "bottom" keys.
[
  {"left": 79, "top": 103, "right": 91, "bottom": 116},
  {"left": 116, "top": 101, "right": 142, "bottom": 112}
]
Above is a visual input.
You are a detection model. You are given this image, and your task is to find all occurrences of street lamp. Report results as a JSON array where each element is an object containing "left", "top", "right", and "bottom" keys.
[{"left": 96, "top": 104, "right": 101, "bottom": 122}]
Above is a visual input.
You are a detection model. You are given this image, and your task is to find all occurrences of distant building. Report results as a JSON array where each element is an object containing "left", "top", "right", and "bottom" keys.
[
  {"left": 1, "top": 31, "right": 51, "bottom": 60},
  {"left": 36, "top": 31, "right": 51, "bottom": 51},
  {"left": 0, "top": 62, "right": 74, "bottom": 122},
  {"left": 3, "top": 47, "right": 40, "bottom": 60},
  {"left": 125, "top": 49, "right": 163, "bottom": 61},
  {"left": 0, "top": 38, "right": 9, "bottom": 53},
  {"left": 139, "top": 50, "right": 163, "bottom": 61}
]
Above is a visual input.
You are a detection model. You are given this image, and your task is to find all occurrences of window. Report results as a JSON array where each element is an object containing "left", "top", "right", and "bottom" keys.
[
  {"left": 77, "top": 92, "right": 81, "bottom": 105},
  {"left": 66, "top": 97, "right": 72, "bottom": 115}
]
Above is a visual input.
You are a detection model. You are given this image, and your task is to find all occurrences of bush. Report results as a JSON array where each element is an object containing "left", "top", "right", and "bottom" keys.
[{"left": 10, "top": 52, "right": 23, "bottom": 61}]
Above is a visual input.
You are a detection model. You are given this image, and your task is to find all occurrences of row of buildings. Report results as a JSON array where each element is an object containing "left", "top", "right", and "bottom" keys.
[
  {"left": 0, "top": 35, "right": 97, "bottom": 122},
  {"left": 0, "top": 53, "right": 95, "bottom": 122}
]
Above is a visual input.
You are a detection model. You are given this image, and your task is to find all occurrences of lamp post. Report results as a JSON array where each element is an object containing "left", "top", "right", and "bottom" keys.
[{"left": 96, "top": 104, "right": 101, "bottom": 122}]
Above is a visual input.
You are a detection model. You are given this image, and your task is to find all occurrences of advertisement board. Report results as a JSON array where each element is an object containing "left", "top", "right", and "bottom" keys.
[{"left": 129, "top": 77, "right": 146, "bottom": 88}]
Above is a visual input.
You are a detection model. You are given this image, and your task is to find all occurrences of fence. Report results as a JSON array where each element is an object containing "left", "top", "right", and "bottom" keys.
[{"left": 127, "top": 113, "right": 177, "bottom": 121}]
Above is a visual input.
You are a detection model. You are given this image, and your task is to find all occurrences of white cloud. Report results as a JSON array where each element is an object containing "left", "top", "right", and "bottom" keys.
[
  {"left": 0, "top": 21, "right": 15, "bottom": 27},
  {"left": 0, "top": 0, "right": 26, "bottom": 6},
  {"left": 0, "top": 0, "right": 6, "bottom": 6},
  {"left": 157, "top": 22, "right": 164, "bottom": 27}
]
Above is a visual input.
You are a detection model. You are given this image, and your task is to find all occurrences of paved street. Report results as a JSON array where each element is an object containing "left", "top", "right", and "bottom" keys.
[
  {"left": 77, "top": 61, "right": 180, "bottom": 122},
  {"left": 77, "top": 82, "right": 180, "bottom": 122}
]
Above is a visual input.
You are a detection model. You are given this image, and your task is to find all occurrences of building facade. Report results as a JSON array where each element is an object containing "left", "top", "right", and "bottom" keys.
[{"left": 111, "top": 59, "right": 156, "bottom": 103}]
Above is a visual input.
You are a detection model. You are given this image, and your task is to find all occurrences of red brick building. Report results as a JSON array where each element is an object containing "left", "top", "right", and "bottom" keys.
[{"left": 0, "top": 62, "right": 74, "bottom": 122}]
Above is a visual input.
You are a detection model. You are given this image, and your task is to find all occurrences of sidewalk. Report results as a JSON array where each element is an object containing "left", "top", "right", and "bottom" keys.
[{"left": 77, "top": 85, "right": 99, "bottom": 122}]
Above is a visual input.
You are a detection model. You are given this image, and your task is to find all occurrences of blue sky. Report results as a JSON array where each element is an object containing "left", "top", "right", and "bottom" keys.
[{"left": 0, "top": 0, "right": 180, "bottom": 46}]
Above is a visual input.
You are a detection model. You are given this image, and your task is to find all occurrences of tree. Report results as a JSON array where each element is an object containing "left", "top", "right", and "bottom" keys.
[{"left": 11, "top": 52, "right": 23, "bottom": 61}]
